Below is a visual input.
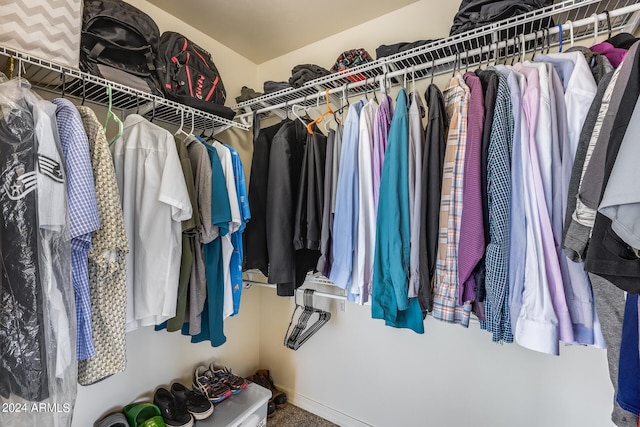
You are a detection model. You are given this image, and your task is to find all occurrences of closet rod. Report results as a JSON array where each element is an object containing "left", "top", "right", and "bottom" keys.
[
  {"left": 243, "top": 280, "right": 348, "bottom": 301},
  {"left": 234, "top": 2, "right": 640, "bottom": 123},
  {"left": 0, "top": 45, "right": 250, "bottom": 133}
]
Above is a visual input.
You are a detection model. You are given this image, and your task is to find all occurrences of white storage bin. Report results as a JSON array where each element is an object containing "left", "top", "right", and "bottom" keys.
[
  {"left": 198, "top": 382, "right": 271, "bottom": 427},
  {"left": 0, "top": 0, "right": 82, "bottom": 68}
]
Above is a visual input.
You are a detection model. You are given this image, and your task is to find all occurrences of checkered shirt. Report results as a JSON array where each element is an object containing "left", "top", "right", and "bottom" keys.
[
  {"left": 432, "top": 73, "right": 472, "bottom": 326},
  {"left": 480, "top": 72, "right": 514, "bottom": 343},
  {"left": 53, "top": 98, "right": 100, "bottom": 360}
]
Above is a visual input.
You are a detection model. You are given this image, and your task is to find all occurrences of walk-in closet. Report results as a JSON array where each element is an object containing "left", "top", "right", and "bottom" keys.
[{"left": 1, "top": 0, "right": 640, "bottom": 426}]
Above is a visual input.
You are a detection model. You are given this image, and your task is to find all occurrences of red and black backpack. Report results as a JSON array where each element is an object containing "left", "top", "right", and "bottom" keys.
[{"left": 158, "top": 31, "right": 235, "bottom": 119}]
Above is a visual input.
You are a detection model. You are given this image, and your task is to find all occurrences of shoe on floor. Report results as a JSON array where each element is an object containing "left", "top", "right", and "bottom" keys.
[
  {"left": 267, "top": 400, "right": 276, "bottom": 418},
  {"left": 153, "top": 387, "right": 194, "bottom": 427},
  {"left": 208, "top": 362, "right": 247, "bottom": 394},
  {"left": 192, "top": 365, "right": 232, "bottom": 403},
  {"left": 253, "top": 369, "right": 287, "bottom": 408},
  {"left": 170, "top": 382, "right": 213, "bottom": 421},
  {"left": 123, "top": 403, "right": 166, "bottom": 427}
]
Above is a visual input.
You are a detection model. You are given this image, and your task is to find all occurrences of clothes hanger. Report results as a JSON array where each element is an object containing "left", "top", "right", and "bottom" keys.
[
  {"left": 150, "top": 100, "right": 156, "bottom": 123},
  {"left": 188, "top": 111, "right": 195, "bottom": 137},
  {"left": 81, "top": 77, "right": 86, "bottom": 105},
  {"left": 61, "top": 72, "right": 66, "bottom": 98},
  {"left": 411, "top": 65, "right": 416, "bottom": 92},
  {"left": 592, "top": 14, "right": 599, "bottom": 45},
  {"left": 604, "top": 11, "right": 612, "bottom": 40},
  {"left": 283, "top": 289, "right": 331, "bottom": 351},
  {"left": 104, "top": 85, "right": 123, "bottom": 145},
  {"left": 465, "top": 49, "right": 470, "bottom": 72},
  {"left": 174, "top": 108, "right": 189, "bottom": 138},
  {"left": 372, "top": 76, "right": 379, "bottom": 104},
  {"left": 557, "top": 23, "right": 564, "bottom": 52},
  {"left": 306, "top": 88, "right": 334, "bottom": 134},
  {"left": 291, "top": 103, "right": 310, "bottom": 125},
  {"left": 511, "top": 35, "right": 520, "bottom": 66},
  {"left": 430, "top": 56, "right": 435, "bottom": 85},
  {"left": 452, "top": 50, "right": 459, "bottom": 76},
  {"left": 546, "top": 28, "right": 551, "bottom": 54}
]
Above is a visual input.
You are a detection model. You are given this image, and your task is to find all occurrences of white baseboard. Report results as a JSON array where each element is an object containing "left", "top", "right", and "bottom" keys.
[{"left": 277, "top": 386, "right": 372, "bottom": 427}]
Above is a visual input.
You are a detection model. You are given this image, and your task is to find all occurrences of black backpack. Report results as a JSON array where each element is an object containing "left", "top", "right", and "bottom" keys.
[
  {"left": 80, "top": 0, "right": 164, "bottom": 96},
  {"left": 450, "top": 0, "right": 554, "bottom": 36},
  {"left": 158, "top": 31, "right": 235, "bottom": 120}
]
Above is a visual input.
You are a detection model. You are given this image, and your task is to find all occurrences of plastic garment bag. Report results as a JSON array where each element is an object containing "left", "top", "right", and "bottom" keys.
[{"left": 0, "top": 76, "right": 75, "bottom": 427}]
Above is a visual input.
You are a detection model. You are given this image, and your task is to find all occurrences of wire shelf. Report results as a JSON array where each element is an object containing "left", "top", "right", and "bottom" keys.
[
  {"left": 0, "top": 45, "right": 250, "bottom": 133},
  {"left": 232, "top": 0, "right": 640, "bottom": 122}
]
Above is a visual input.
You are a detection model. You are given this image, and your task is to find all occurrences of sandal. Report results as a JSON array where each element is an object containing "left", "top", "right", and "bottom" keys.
[{"left": 123, "top": 403, "right": 166, "bottom": 427}]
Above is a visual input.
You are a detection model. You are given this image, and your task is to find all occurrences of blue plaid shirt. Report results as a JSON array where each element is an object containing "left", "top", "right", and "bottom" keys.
[{"left": 53, "top": 98, "right": 100, "bottom": 360}]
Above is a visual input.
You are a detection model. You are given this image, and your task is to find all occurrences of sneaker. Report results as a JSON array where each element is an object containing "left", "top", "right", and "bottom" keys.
[
  {"left": 170, "top": 382, "right": 214, "bottom": 421},
  {"left": 208, "top": 363, "right": 247, "bottom": 394},
  {"left": 254, "top": 369, "right": 287, "bottom": 408},
  {"left": 192, "top": 365, "right": 232, "bottom": 403},
  {"left": 153, "top": 387, "right": 194, "bottom": 427}
]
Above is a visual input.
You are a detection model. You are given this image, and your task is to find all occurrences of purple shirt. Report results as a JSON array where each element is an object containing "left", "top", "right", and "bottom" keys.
[
  {"left": 457, "top": 72, "right": 485, "bottom": 305},
  {"left": 590, "top": 41, "right": 628, "bottom": 68},
  {"left": 373, "top": 95, "right": 393, "bottom": 212}
]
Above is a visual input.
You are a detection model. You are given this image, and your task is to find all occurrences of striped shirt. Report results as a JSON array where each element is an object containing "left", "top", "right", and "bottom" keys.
[{"left": 432, "top": 73, "right": 472, "bottom": 326}]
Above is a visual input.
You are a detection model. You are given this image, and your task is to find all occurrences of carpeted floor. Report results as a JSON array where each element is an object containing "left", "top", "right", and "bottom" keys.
[{"left": 268, "top": 403, "right": 338, "bottom": 427}]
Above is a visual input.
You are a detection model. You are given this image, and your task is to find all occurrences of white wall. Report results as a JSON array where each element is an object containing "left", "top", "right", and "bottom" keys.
[
  {"left": 71, "top": 1, "right": 259, "bottom": 426},
  {"left": 254, "top": 1, "right": 620, "bottom": 426}
]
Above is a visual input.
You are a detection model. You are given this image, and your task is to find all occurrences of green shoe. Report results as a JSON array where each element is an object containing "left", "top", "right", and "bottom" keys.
[{"left": 123, "top": 403, "right": 166, "bottom": 427}]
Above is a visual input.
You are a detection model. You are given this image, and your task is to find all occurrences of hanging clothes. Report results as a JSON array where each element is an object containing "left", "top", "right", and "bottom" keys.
[
  {"left": 472, "top": 69, "right": 498, "bottom": 305},
  {"left": 77, "top": 106, "right": 129, "bottom": 386},
  {"left": 407, "top": 91, "right": 424, "bottom": 299},
  {"left": 266, "top": 119, "right": 314, "bottom": 296},
  {"left": 183, "top": 135, "right": 216, "bottom": 336},
  {"left": 480, "top": 70, "right": 513, "bottom": 343},
  {"left": 243, "top": 117, "right": 288, "bottom": 276},
  {"left": 161, "top": 136, "right": 199, "bottom": 332},
  {"left": 112, "top": 114, "right": 192, "bottom": 332},
  {"left": 330, "top": 99, "right": 365, "bottom": 294},
  {"left": 539, "top": 52, "right": 600, "bottom": 346},
  {"left": 317, "top": 127, "right": 336, "bottom": 277},
  {"left": 371, "top": 88, "right": 423, "bottom": 334},
  {"left": 418, "top": 84, "right": 447, "bottom": 314},
  {"left": 373, "top": 94, "right": 393, "bottom": 212},
  {"left": 494, "top": 65, "right": 525, "bottom": 335},
  {"left": 354, "top": 99, "right": 377, "bottom": 304},
  {"left": 227, "top": 144, "right": 250, "bottom": 316},
  {"left": 590, "top": 273, "right": 638, "bottom": 427},
  {"left": 53, "top": 97, "right": 100, "bottom": 361},
  {"left": 293, "top": 129, "right": 326, "bottom": 260},
  {"left": 566, "top": 66, "right": 622, "bottom": 260},
  {"left": 189, "top": 140, "right": 232, "bottom": 347},
  {"left": 563, "top": 71, "right": 614, "bottom": 263},
  {"left": 432, "top": 73, "right": 472, "bottom": 327},
  {"left": 584, "top": 41, "right": 640, "bottom": 293},
  {"left": 511, "top": 63, "right": 560, "bottom": 355},
  {"left": 457, "top": 72, "right": 485, "bottom": 311},
  {"left": 0, "top": 79, "right": 74, "bottom": 418},
  {"left": 212, "top": 140, "right": 240, "bottom": 319}
]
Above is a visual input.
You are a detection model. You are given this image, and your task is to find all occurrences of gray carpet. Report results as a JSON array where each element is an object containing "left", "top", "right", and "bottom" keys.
[{"left": 268, "top": 403, "right": 338, "bottom": 427}]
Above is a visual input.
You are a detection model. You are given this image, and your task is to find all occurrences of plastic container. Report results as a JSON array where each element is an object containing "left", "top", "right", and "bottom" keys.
[{"left": 197, "top": 382, "right": 271, "bottom": 427}]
